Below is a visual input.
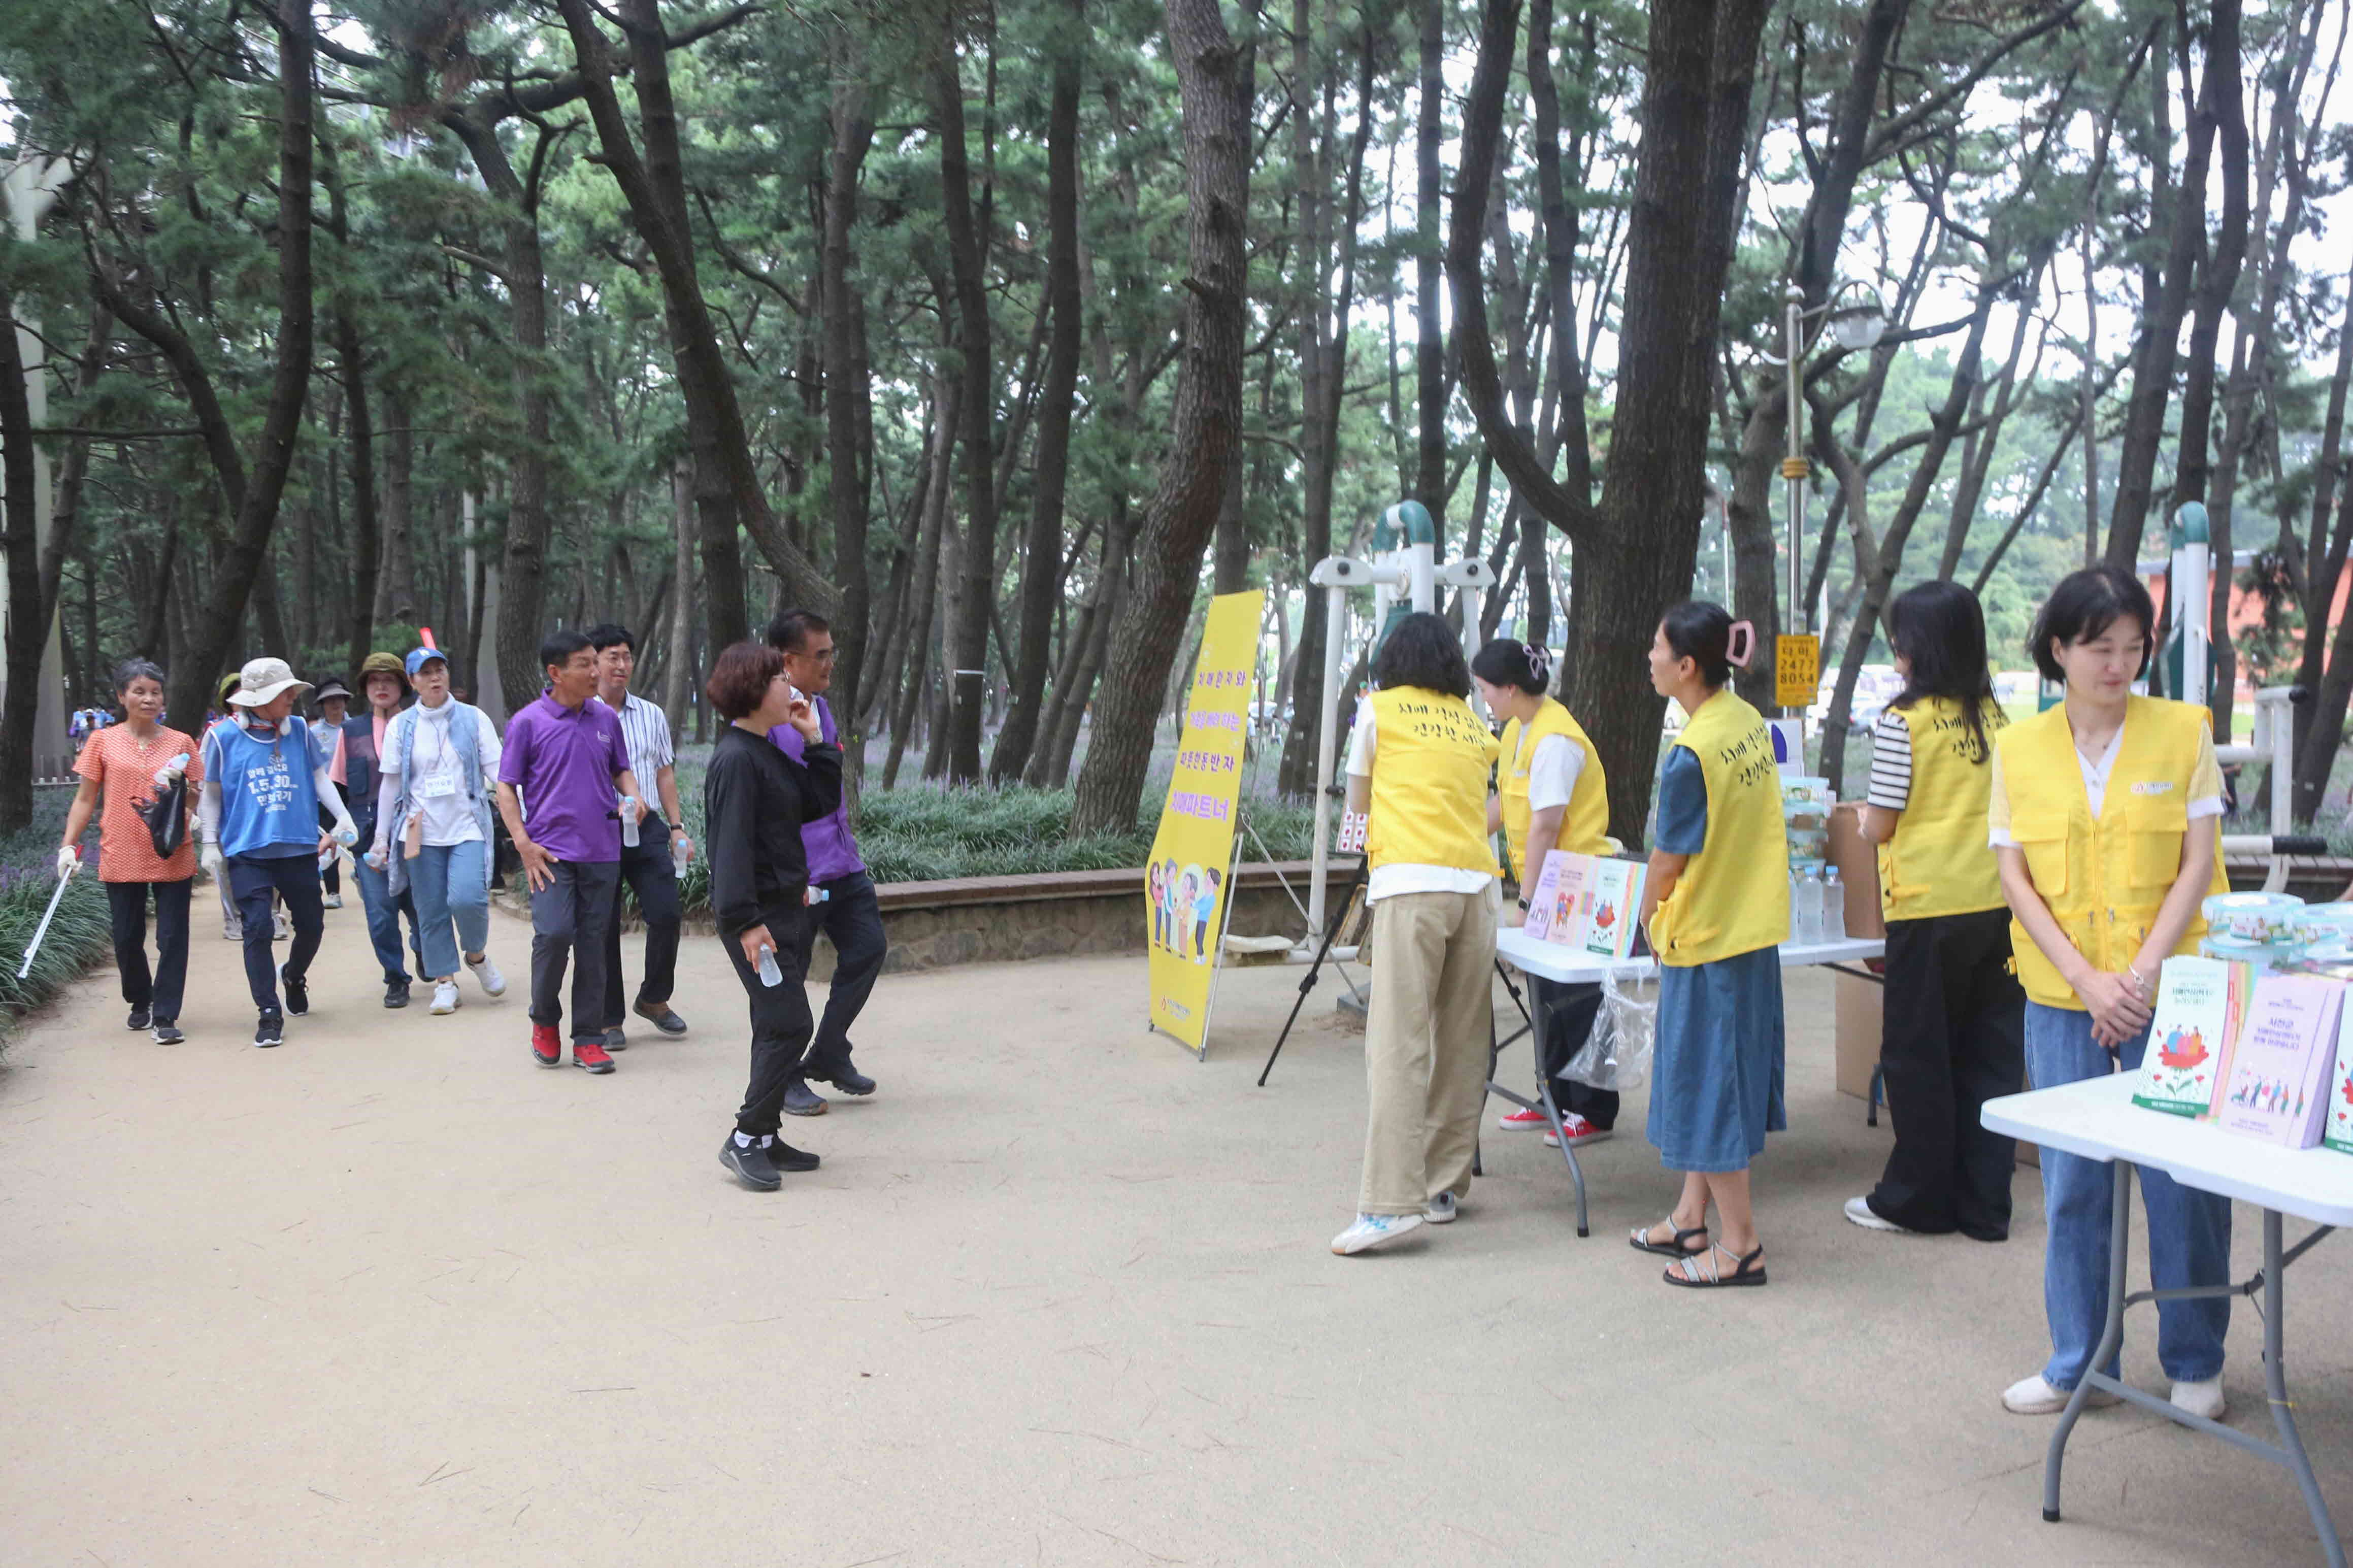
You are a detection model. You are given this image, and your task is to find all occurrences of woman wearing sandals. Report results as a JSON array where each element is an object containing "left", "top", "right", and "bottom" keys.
[
  {"left": 1847, "top": 581, "right": 2025, "bottom": 1240},
  {"left": 1331, "top": 613, "right": 1502, "bottom": 1256},
  {"left": 1991, "top": 565, "right": 2232, "bottom": 1419},
  {"left": 1470, "top": 638, "right": 1617, "bottom": 1148},
  {"left": 57, "top": 658, "right": 204, "bottom": 1043},
  {"left": 1632, "top": 602, "right": 1789, "bottom": 1289}
]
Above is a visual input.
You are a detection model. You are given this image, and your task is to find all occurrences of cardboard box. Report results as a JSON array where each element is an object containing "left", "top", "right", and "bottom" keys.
[
  {"left": 1827, "top": 801, "right": 1885, "bottom": 940},
  {"left": 1835, "top": 971, "right": 1882, "bottom": 1102}
]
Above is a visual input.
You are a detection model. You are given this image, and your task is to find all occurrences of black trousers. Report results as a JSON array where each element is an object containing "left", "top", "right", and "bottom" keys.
[
  {"left": 107, "top": 878, "right": 192, "bottom": 1022},
  {"left": 602, "top": 817, "right": 682, "bottom": 1028},
  {"left": 727, "top": 905, "right": 815, "bottom": 1137},
  {"left": 528, "top": 860, "right": 621, "bottom": 1042},
  {"left": 1531, "top": 976, "right": 1619, "bottom": 1129},
  {"left": 790, "top": 871, "right": 888, "bottom": 1081},
  {"left": 228, "top": 853, "right": 324, "bottom": 1013},
  {"left": 1868, "top": 907, "right": 2026, "bottom": 1239}
]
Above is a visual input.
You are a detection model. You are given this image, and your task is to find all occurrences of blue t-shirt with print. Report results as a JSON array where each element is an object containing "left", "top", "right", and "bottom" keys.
[{"left": 203, "top": 715, "right": 323, "bottom": 859}]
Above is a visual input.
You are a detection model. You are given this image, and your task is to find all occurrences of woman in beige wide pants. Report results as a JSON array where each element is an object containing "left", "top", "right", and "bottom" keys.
[{"left": 1333, "top": 612, "right": 1503, "bottom": 1256}]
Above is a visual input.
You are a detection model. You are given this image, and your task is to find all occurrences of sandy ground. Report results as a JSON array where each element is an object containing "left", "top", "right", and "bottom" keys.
[{"left": 4, "top": 903, "right": 2350, "bottom": 1567}]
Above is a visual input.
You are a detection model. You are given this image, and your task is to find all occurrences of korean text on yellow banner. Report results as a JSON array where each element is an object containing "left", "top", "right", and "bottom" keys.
[{"left": 1144, "top": 590, "right": 1264, "bottom": 1053}]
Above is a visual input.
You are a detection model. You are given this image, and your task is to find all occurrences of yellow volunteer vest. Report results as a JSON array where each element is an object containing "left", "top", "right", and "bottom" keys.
[
  {"left": 1649, "top": 689, "right": 1791, "bottom": 966},
  {"left": 1366, "top": 686, "right": 1502, "bottom": 877},
  {"left": 1498, "top": 697, "right": 1612, "bottom": 878},
  {"left": 1997, "top": 696, "right": 2229, "bottom": 1010},
  {"left": 1877, "top": 695, "right": 2008, "bottom": 922}
]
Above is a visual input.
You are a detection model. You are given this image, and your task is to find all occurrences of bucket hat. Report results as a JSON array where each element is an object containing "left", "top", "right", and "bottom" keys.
[{"left": 226, "top": 656, "right": 311, "bottom": 708}]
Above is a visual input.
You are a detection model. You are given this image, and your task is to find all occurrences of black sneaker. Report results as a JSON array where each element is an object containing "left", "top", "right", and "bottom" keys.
[
  {"left": 810, "top": 1063, "right": 876, "bottom": 1097},
  {"left": 760, "top": 1136, "right": 821, "bottom": 1173},
  {"left": 282, "top": 971, "right": 309, "bottom": 1017},
  {"left": 384, "top": 978, "right": 411, "bottom": 1009},
  {"left": 152, "top": 1019, "right": 184, "bottom": 1045},
  {"left": 718, "top": 1136, "right": 781, "bottom": 1191},
  {"left": 255, "top": 1010, "right": 285, "bottom": 1048},
  {"left": 126, "top": 1006, "right": 151, "bottom": 1031},
  {"left": 782, "top": 1079, "right": 828, "bottom": 1117}
]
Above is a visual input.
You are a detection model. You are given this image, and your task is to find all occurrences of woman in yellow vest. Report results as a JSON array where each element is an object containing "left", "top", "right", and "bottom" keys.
[
  {"left": 1333, "top": 613, "right": 1502, "bottom": 1256},
  {"left": 1991, "top": 564, "right": 2232, "bottom": 1418},
  {"left": 1849, "top": 581, "right": 2024, "bottom": 1240},
  {"left": 1471, "top": 638, "right": 1618, "bottom": 1145},
  {"left": 1634, "top": 602, "right": 1788, "bottom": 1288}
]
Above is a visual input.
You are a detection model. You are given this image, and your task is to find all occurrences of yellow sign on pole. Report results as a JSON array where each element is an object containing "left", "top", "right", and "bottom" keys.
[
  {"left": 1144, "top": 590, "right": 1264, "bottom": 1056},
  {"left": 1775, "top": 633, "right": 1820, "bottom": 709}
]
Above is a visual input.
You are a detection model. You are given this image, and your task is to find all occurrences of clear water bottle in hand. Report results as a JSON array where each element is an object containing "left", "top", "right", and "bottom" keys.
[
  {"left": 620, "top": 796, "right": 641, "bottom": 849},
  {"left": 671, "top": 836, "right": 689, "bottom": 877},
  {"left": 1821, "top": 865, "right": 1847, "bottom": 943},
  {"left": 756, "top": 943, "right": 783, "bottom": 987},
  {"left": 153, "top": 752, "right": 190, "bottom": 789}
]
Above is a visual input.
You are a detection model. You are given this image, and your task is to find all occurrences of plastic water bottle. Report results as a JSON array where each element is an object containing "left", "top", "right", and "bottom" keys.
[
  {"left": 334, "top": 823, "right": 359, "bottom": 848},
  {"left": 756, "top": 943, "right": 783, "bottom": 987},
  {"left": 1822, "top": 865, "right": 1846, "bottom": 943},
  {"left": 1788, "top": 872, "right": 1802, "bottom": 946},
  {"left": 152, "top": 752, "right": 190, "bottom": 789},
  {"left": 1797, "top": 867, "right": 1825, "bottom": 946},
  {"left": 671, "top": 837, "right": 689, "bottom": 878},
  {"left": 620, "top": 796, "right": 641, "bottom": 849}
]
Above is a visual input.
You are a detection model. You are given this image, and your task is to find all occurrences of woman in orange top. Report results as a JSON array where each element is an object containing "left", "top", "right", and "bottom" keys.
[{"left": 57, "top": 658, "right": 205, "bottom": 1043}]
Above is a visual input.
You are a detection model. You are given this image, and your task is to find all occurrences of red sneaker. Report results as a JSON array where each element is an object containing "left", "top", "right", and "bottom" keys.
[
  {"left": 1497, "top": 1106, "right": 1550, "bottom": 1130},
  {"left": 1544, "top": 1114, "right": 1613, "bottom": 1148},
  {"left": 572, "top": 1039, "right": 617, "bottom": 1075},
  {"left": 531, "top": 1024, "right": 561, "bottom": 1067}
]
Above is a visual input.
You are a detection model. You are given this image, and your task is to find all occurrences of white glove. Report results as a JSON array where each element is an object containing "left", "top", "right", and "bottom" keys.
[
  {"left": 366, "top": 840, "right": 389, "bottom": 871},
  {"left": 200, "top": 842, "right": 225, "bottom": 881},
  {"left": 55, "top": 844, "right": 80, "bottom": 879}
]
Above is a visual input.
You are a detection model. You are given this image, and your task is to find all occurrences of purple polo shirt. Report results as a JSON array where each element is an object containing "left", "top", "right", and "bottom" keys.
[
  {"left": 769, "top": 695, "right": 866, "bottom": 882},
  {"left": 499, "top": 690, "right": 633, "bottom": 862}
]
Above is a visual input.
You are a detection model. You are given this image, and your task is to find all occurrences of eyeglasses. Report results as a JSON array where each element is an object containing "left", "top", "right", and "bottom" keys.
[{"left": 798, "top": 647, "right": 838, "bottom": 664}]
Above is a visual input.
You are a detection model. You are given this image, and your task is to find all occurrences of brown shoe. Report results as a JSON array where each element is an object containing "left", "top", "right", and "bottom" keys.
[{"left": 634, "top": 999, "right": 688, "bottom": 1036}]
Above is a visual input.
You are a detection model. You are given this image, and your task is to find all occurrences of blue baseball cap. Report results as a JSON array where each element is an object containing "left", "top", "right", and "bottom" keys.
[{"left": 404, "top": 647, "right": 449, "bottom": 677}]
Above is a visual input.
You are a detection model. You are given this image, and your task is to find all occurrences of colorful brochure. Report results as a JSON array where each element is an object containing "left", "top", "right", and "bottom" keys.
[
  {"left": 1522, "top": 850, "right": 1590, "bottom": 947},
  {"left": 1582, "top": 857, "right": 1647, "bottom": 960},
  {"left": 2134, "top": 957, "right": 2246, "bottom": 1119},
  {"left": 2322, "top": 999, "right": 2353, "bottom": 1156},
  {"left": 2213, "top": 975, "right": 2342, "bottom": 1148}
]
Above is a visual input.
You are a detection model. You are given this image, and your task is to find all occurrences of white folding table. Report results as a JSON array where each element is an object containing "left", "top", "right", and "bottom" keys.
[
  {"left": 1491, "top": 929, "right": 1886, "bottom": 1236},
  {"left": 1982, "top": 1074, "right": 2352, "bottom": 1565}
]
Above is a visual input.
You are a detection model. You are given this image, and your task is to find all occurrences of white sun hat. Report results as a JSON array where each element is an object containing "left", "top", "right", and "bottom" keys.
[{"left": 226, "top": 656, "right": 312, "bottom": 708}]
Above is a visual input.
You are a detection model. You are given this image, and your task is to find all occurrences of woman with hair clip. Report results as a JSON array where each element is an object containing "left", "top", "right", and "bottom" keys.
[
  {"left": 1470, "top": 637, "right": 1617, "bottom": 1146},
  {"left": 1634, "top": 601, "right": 1789, "bottom": 1288},
  {"left": 1990, "top": 564, "right": 2232, "bottom": 1419},
  {"left": 1848, "top": 580, "right": 2025, "bottom": 1240},
  {"left": 57, "top": 658, "right": 205, "bottom": 1044},
  {"left": 1332, "top": 612, "right": 1502, "bottom": 1255}
]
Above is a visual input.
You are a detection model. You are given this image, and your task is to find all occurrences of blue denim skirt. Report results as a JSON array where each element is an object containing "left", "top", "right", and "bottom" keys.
[{"left": 1646, "top": 947, "right": 1787, "bottom": 1173}]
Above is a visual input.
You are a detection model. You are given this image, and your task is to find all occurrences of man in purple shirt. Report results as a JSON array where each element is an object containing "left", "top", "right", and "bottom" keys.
[
  {"left": 493, "top": 629, "right": 645, "bottom": 1075},
  {"left": 766, "top": 611, "right": 887, "bottom": 1116}
]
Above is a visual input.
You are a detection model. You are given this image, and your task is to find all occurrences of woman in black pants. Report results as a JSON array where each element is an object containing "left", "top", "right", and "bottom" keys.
[{"left": 703, "top": 641, "right": 842, "bottom": 1190}]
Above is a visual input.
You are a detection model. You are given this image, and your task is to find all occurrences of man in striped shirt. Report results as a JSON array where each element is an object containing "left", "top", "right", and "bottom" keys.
[{"left": 589, "top": 623, "right": 693, "bottom": 1048}]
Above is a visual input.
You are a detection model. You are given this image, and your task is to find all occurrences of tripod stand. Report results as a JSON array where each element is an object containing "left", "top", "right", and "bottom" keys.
[{"left": 1256, "top": 854, "right": 1368, "bottom": 1086}]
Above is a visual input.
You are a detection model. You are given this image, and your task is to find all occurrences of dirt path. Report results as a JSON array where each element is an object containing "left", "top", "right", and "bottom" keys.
[{"left": 4, "top": 903, "right": 2348, "bottom": 1565}]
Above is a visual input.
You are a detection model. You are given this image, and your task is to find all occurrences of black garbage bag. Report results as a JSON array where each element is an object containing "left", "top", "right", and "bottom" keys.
[{"left": 133, "top": 770, "right": 189, "bottom": 860}]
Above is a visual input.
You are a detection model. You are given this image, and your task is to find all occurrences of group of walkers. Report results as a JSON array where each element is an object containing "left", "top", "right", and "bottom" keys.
[
  {"left": 1341, "top": 568, "right": 2241, "bottom": 1418},
  {"left": 59, "top": 612, "right": 891, "bottom": 1188}
]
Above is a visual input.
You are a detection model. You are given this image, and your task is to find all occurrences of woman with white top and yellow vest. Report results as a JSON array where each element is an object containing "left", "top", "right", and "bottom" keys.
[
  {"left": 1991, "top": 565, "right": 2232, "bottom": 1419},
  {"left": 1470, "top": 638, "right": 1619, "bottom": 1145},
  {"left": 1850, "top": 580, "right": 2025, "bottom": 1240},
  {"left": 1634, "top": 602, "right": 1789, "bottom": 1288},
  {"left": 1333, "top": 613, "right": 1502, "bottom": 1256}
]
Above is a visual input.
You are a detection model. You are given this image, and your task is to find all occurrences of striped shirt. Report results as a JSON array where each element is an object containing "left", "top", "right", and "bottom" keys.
[
  {"left": 1866, "top": 709, "right": 1913, "bottom": 812},
  {"left": 596, "top": 690, "right": 675, "bottom": 814}
]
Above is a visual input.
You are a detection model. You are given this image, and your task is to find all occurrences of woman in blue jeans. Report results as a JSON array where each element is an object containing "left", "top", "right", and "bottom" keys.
[
  {"left": 369, "top": 648, "right": 507, "bottom": 1017},
  {"left": 1990, "top": 566, "right": 2232, "bottom": 1419}
]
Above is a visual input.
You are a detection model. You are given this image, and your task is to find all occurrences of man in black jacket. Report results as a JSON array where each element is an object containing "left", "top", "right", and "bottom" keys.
[{"left": 344, "top": 651, "right": 427, "bottom": 1006}]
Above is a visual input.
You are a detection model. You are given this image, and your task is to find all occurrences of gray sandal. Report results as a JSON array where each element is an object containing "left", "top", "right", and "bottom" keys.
[
  {"left": 1629, "top": 1218, "right": 1709, "bottom": 1258},
  {"left": 1663, "top": 1242, "right": 1768, "bottom": 1288}
]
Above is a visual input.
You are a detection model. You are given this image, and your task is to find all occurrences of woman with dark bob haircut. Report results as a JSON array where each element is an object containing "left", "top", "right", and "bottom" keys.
[
  {"left": 1988, "top": 563, "right": 2234, "bottom": 1418},
  {"left": 1331, "top": 612, "right": 1501, "bottom": 1256},
  {"left": 1635, "top": 600, "right": 1789, "bottom": 1288},
  {"left": 701, "top": 641, "right": 842, "bottom": 1190}
]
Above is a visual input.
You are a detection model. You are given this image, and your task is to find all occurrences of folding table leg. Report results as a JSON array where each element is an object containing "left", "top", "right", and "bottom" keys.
[
  {"left": 2045, "top": 1160, "right": 2133, "bottom": 1523},
  {"left": 2263, "top": 1209, "right": 2348, "bottom": 1568}
]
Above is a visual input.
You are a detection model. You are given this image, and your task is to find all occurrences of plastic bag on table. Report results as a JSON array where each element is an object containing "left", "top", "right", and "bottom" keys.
[{"left": 1566, "top": 959, "right": 1658, "bottom": 1091}]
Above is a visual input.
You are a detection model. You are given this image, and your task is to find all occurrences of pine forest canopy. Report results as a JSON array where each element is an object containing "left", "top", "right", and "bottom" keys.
[{"left": 4, "top": 0, "right": 2352, "bottom": 846}]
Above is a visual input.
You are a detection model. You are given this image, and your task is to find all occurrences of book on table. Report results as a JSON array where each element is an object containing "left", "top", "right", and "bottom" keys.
[
  {"left": 2321, "top": 993, "right": 2353, "bottom": 1156},
  {"left": 2134, "top": 956, "right": 2249, "bottom": 1119},
  {"left": 2212, "top": 975, "right": 2342, "bottom": 1148},
  {"left": 1581, "top": 857, "right": 1647, "bottom": 960},
  {"left": 1521, "top": 850, "right": 1590, "bottom": 947}
]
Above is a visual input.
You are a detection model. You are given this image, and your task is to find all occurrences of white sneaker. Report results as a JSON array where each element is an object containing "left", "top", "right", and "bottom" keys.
[
  {"left": 223, "top": 919, "right": 243, "bottom": 942},
  {"left": 1426, "top": 1192, "right": 1459, "bottom": 1224},
  {"left": 467, "top": 953, "right": 507, "bottom": 997},
  {"left": 273, "top": 910, "right": 289, "bottom": 940},
  {"left": 430, "top": 979, "right": 460, "bottom": 1015},
  {"left": 1543, "top": 1114, "right": 1613, "bottom": 1148},
  {"left": 322, "top": 893, "right": 343, "bottom": 909},
  {"left": 2170, "top": 1377, "right": 2226, "bottom": 1421},
  {"left": 1844, "top": 1195, "right": 1918, "bottom": 1233},
  {"left": 2002, "top": 1373, "right": 2122, "bottom": 1415},
  {"left": 1331, "top": 1212, "right": 1426, "bottom": 1255}
]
